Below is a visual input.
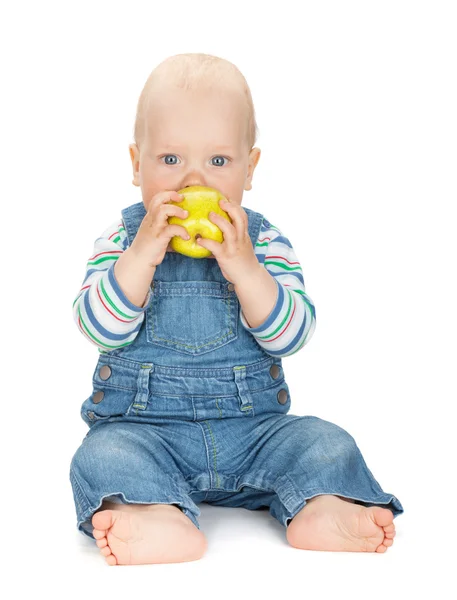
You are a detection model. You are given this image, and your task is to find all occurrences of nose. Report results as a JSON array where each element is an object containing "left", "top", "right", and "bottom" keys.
[{"left": 181, "top": 171, "right": 206, "bottom": 189}]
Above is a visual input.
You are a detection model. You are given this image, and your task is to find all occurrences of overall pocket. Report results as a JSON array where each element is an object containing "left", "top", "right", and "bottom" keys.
[{"left": 146, "top": 280, "right": 238, "bottom": 355}]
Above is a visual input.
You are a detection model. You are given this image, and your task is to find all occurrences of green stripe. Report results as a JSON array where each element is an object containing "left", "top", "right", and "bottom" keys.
[
  {"left": 87, "top": 254, "right": 121, "bottom": 267},
  {"left": 302, "top": 295, "right": 316, "bottom": 319},
  {"left": 296, "top": 335, "right": 308, "bottom": 351},
  {"left": 294, "top": 302, "right": 317, "bottom": 352},
  {"left": 255, "top": 241, "right": 269, "bottom": 247},
  {"left": 264, "top": 260, "right": 302, "bottom": 272},
  {"left": 288, "top": 288, "right": 316, "bottom": 320},
  {"left": 78, "top": 305, "right": 132, "bottom": 350},
  {"left": 256, "top": 288, "right": 293, "bottom": 341},
  {"left": 72, "top": 293, "right": 81, "bottom": 309},
  {"left": 99, "top": 277, "right": 138, "bottom": 320}
]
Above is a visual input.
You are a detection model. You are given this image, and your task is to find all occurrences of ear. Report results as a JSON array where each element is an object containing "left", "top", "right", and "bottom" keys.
[
  {"left": 244, "top": 147, "right": 261, "bottom": 191},
  {"left": 129, "top": 144, "right": 140, "bottom": 187}
]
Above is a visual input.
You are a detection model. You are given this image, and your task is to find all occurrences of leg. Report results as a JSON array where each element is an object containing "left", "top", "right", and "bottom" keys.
[
  {"left": 70, "top": 421, "right": 206, "bottom": 565},
  {"left": 219, "top": 413, "right": 403, "bottom": 550},
  {"left": 92, "top": 501, "right": 208, "bottom": 566}
]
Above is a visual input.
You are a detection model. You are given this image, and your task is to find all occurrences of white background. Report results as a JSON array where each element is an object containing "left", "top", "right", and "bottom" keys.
[{"left": 1, "top": 0, "right": 455, "bottom": 598}]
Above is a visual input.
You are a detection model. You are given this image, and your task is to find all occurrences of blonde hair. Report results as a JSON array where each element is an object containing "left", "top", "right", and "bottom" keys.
[{"left": 133, "top": 53, "right": 259, "bottom": 151}]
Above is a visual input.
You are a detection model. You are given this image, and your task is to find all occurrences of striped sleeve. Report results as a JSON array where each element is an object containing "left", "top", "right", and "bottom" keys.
[
  {"left": 239, "top": 216, "right": 317, "bottom": 357},
  {"left": 72, "top": 217, "right": 152, "bottom": 353}
]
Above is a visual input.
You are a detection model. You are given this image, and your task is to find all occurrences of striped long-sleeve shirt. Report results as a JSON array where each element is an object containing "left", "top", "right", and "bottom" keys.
[{"left": 73, "top": 215, "right": 316, "bottom": 357}]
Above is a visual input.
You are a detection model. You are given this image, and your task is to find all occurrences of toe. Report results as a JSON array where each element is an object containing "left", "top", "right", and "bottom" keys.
[
  {"left": 383, "top": 523, "right": 396, "bottom": 534},
  {"left": 92, "top": 528, "right": 106, "bottom": 540},
  {"left": 96, "top": 538, "right": 108, "bottom": 549},
  {"left": 383, "top": 538, "right": 394, "bottom": 547},
  {"left": 376, "top": 544, "right": 388, "bottom": 553},
  {"left": 105, "top": 554, "right": 117, "bottom": 566},
  {"left": 100, "top": 546, "right": 111, "bottom": 557},
  {"left": 92, "top": 509, "right": 115, "bottom": 532},
  {"left": 385, "top": 530, "right": 396, "bottom": 539},
  {"left": 373, "top": 508, "right": 394, "bottom": 528}
]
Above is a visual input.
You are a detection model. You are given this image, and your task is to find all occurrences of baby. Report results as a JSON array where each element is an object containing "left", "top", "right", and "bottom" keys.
[{"left": 70, "top": 53, "right": 404, "bottom": 566}]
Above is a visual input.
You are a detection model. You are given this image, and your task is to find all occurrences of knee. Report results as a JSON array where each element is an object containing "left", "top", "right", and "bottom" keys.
[
  {"left": 70, "top": 434, "right": 107, "bottom": 477},
  {"left": 70, "top": 426, "right": 137, "bottom": 477},
  {"left": 304, "top": 417, "right": 360, "bottom": 465}
]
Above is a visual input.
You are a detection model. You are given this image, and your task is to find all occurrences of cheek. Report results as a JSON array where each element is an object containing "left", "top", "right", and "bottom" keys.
[{"left": 139, "top": 164, "right": 171, "bottom": 198}]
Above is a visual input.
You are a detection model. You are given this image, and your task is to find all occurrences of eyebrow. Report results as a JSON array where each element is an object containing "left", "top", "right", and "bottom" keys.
[{"left": 158, "top": 145, "right": 236, "bottom": 152}]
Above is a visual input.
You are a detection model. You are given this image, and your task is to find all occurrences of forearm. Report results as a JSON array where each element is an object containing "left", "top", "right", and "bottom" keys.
[
  {"left": 234, "top": 264, "right": 278, "bottom": 329},
  {"left": 114, "top": 246, "right": 156, "bottom": 308}
]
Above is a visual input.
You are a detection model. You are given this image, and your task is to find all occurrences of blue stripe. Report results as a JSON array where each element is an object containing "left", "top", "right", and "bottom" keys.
[
  {"left": 107, "top": 263, "right": 146, "bottom": 313},
  {"left": 267, "top": 269, "right": 305, "bottom": 286},
  {"left": 258, "top": 345, "right": 285, "bottom": 357},
  {"left": 277, "top": 300, "right": 309, "bottom": 355},
  {"left": 83, "top": 268, "right": 100, "bottom": 284},
  {"left": 256, "top": 253, "right": 266, "bottom": 265},
  {"left": 82, "top": 286, "right": 143, "bottom": 342},
  {"left": 243, "top": 279, "right": 283, "bottom": 334},
  {"left": 267, "top": 235, "right": 293, "bottom": 249}
]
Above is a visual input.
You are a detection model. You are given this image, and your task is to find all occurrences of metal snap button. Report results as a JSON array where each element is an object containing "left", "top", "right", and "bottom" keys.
[
  {"left": 227, "top": 283, "right": 235, "bottom": 291},
  {"left": 269, "top": 364, "right": 280, "bottom": 379},
  {"left": 99, "top": 366, "right": 112, "bottom": 381},
  {"left": 277, "top": 389, "right": 288, "bottom": 405},
  {"left": 93, "top": 391, "right": 104, "bottom": 404},
  {"left": 87, "top": 411, "right": 95, "bottom": 420}
]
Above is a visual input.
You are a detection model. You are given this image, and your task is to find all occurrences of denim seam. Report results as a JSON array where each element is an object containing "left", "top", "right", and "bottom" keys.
[
  {"left": 195, "top": 421, "right": 213, "bottom": 489},
  {"left": 249, "top": 380, "right": 287, "bottom": 394},
  {"left": 202, "top": 420, "right": 221, "bottom": 488},
  {"left": 208, "top": 482, "right": 274, "bottom": 493},
  {"left": 215, "top": 398, "right": 223, "bottom": 419},
  {"left": 285, "top": 487, "right": 400, "bottom": 515},
  {"left": 92, "top": 383, "right": 136, "bottom": 392},
  {"left": 78, "top": 492, "right": 200, "bottom": 529},
  {"left": 146, "top": 376, "right": 285, "bottom": 400},
  {"left": 104, "top": 355, "right": 274, "bottom": 378}
]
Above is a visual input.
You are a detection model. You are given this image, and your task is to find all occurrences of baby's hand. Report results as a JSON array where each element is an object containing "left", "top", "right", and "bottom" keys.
[
  {"left": 131, "top": 190, "right": 190, "bottom": 267},
  {"left": 196, "top": 199, "right": 259, "bottom": 284}
]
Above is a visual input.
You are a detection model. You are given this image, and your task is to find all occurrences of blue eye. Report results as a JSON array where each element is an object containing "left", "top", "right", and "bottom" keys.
[
  {"left": 160, "top": 154, "right": 229, "bottom": 166},
  {"left": 162, "top": 154, "right": 179, "bottom": 165},
  {"left": 211, "top": 156, "right": 229, "bottom": 167}
]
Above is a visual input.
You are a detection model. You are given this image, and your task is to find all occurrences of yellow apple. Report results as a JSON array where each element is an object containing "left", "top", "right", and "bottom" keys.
[{"left": 167, "top": 185, "right": 232, "bottom": 258}]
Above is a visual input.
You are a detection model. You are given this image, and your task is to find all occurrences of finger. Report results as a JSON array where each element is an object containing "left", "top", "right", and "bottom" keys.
[
  {"left": 161, "top": 204, "right": 189, "bottom": 220},
  {"left": 165, "top": 224, "right": 191, "bottom": 241},
  {"left": 218, "top": 199, "right": 248, "bottom": 239},
  {"left": 209, "top": 211, "right": 236, "bottom": 240},
  {"left": 149, "top": 190, "right": 184, "bottom": 211},
  {"left": 197, "top": 236, "right": 220, "bottom": 257}
]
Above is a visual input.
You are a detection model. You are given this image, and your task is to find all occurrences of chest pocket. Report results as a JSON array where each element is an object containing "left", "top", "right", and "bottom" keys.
[{"left": 146, "top": 280, "right": 239, "bottom": 355}]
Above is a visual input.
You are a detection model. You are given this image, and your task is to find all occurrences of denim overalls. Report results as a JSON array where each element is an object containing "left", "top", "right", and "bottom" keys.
[{"left": 70, "top": 201, "right": 404, "bottom": 539}]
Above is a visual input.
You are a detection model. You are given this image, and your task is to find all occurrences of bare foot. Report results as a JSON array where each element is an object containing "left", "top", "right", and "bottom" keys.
[
  {"left": 287, "top": 495, "right": 396, "bottom": 553},
  {"left": 91, "top": 502, "right": 207, "bottom": 565}
]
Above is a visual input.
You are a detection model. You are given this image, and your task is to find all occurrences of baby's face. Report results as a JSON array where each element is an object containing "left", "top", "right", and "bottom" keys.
[{"left": 129, "top": 85, "right": 260, "bottom": 210}]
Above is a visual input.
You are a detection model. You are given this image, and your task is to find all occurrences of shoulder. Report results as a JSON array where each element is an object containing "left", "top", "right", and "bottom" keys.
[
  {"left": 257, "top": 216, "right": 292, "bottom": 248},
  {"left": 97, "top": 216, "right": 128, "bottom": 250}
]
